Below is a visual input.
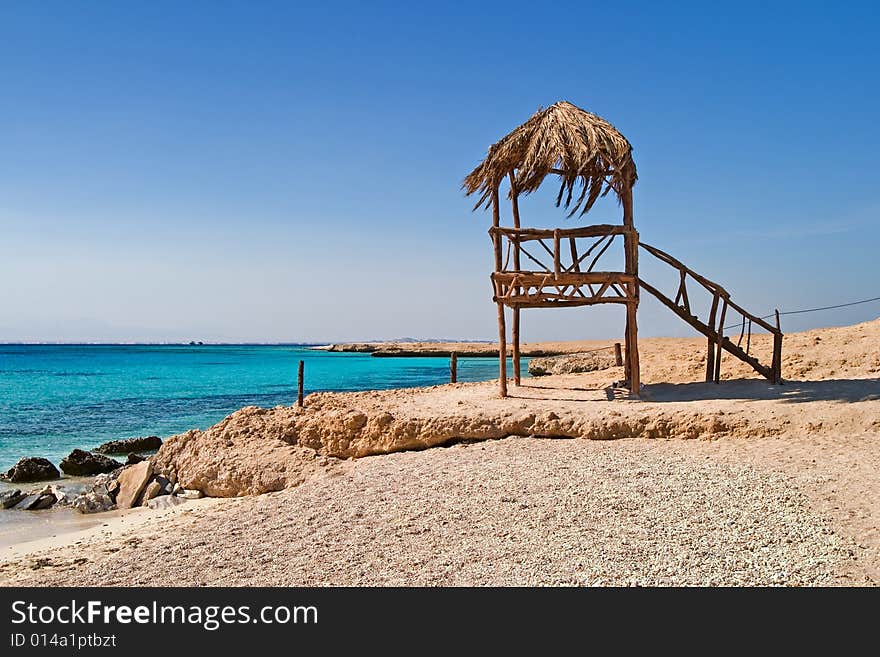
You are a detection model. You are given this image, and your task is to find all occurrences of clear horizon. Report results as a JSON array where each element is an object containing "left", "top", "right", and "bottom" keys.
[{"left": 1, "top": 2, "right": 878, "bottom": 343}]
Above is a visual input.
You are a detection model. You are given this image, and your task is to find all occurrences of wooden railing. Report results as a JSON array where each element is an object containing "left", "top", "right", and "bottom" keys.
[
  {"left": 638, "top": 242, "right": 783, "bottom": 384},
  {"left": 489, "top": 224, "right": 633, "bottom": 277},
  {"left": 486, "top": 226, "right": 783, "bottom": 384}
]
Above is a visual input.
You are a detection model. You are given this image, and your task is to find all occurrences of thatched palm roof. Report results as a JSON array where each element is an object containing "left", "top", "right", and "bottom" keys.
[{"left": 464, "top": 101, "right": 637, "bottom": 217}]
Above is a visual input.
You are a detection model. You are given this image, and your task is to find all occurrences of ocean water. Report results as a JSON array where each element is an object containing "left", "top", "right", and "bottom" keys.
[{"left": 0, "top": 345, "right": 508, "bottom": 472}]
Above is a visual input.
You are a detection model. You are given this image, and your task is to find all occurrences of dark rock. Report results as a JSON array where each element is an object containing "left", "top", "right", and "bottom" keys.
[
  {"left": 13, "top": 494, "right": 40, "bottom": 509},
  {"left": 126, "top": 452, "right": 146, "bottom": 465},
  {"left": 2, "top": 457, "right": 60, "bottom": 483},
  {"left": 31, "top": 493, "right": 57, "bottom": 510},
  {"left": 59, "top": 449, "right": 122, "bottom": 477},
  {"left": 154, "top": 474, "right": 173, "bottom": 494},
  {"left": 14, "top": 492, "right": 56, "bottom": 510},
  {"left": 0, "top": 489, "right": 26, "bottom": 509},
  {"left": 94, "top": 436, "right": 162, "bottom": 455}
]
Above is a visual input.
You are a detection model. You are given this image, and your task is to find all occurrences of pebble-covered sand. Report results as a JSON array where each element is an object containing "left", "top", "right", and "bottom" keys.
[{"left": 0, "top": 437, "right": 863, "bottom": 586}]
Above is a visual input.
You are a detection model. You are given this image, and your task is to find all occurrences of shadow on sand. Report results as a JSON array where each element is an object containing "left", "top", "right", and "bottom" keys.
[{"left": 641, "top": 377, "right": 880, "bottom": 404}]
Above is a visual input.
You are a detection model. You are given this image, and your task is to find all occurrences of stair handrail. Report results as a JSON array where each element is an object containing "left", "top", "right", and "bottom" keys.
[
  {"left": 638, "top": 241, "right": 783, "bottom": 384},
  {"left": 639, "top": 242, "right": 781, "bottom": 336}
]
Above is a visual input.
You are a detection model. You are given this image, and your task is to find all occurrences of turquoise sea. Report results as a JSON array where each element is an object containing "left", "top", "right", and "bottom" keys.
[{"left": 0, "top": 345, "right": 506, "bottom": 472}]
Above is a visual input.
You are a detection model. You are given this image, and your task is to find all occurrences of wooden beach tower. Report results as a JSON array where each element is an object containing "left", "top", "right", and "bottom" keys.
[{"left": 465, "top": 101, "right": 783, "bottom": 397}]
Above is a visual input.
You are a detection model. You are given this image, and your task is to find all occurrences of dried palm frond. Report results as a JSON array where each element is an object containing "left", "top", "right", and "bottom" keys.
[{"left": 464, "top": 101, "right": 637, "bottom": 217}]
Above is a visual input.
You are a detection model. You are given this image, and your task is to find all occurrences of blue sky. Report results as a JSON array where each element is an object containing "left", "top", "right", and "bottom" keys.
[{"left": 1, "top": 1, "right": 877, "bottom": 342}]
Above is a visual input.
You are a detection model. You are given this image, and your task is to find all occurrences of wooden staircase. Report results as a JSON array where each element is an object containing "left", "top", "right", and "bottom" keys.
[{"left": 638, "top": 242, "right": 783, "bottom": 384}]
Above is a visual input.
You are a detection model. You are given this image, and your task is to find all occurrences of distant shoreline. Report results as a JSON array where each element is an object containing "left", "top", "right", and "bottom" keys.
[
  {"left": 0, "top": 341, "right": 494, "bottom": 347},
  {"left": 313, "top": 339, "right": 620, "bottom": 358},
  {"left": 0, "top": 342, "right": 332, "bottom": 347}
]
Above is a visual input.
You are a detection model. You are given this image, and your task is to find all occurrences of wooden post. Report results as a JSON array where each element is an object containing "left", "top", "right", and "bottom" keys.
[
  {"left": 492, "top": 185, "right": 507, "bottom": 397},
  {"left": 497, "top": 303, "right": 508, "bottom": 397},
  {"left": 509, "top": 172, "right": 522, "bottom": 387},
  {"left": 492, "top": 204, "right": 503, "bottom": 275},
  {"left": 621, "top": 186, "right": 640, "bottom": 396},
  {"left": 772, "top": 309, "right": 783, "bottom": 384},
  {"left": 553, "top": 228, "right": 561, "bottom": 279},
  {"left": 508, "top": 172, "right": 522, "bottom": 262},
  {"left": 706, "top": 292, "right": 719, "bottom": 382},
  {"left": 512, "top": 309, "right": 521, "bottom": 386},
  {"left": 714, "top": 298, "right": 728, "bottom": 383},
  {"left": 626, "top": 298, "right": 640, "bottom": 395},
  {"left": 613, "top": 342, "right": 623, "bottom": 367},
  {"left": 450, "top": 352, "right": 457, "bottom": 383},
  {"left": 569, "top": 237, "right": 580, "bottom": 271},
  {"left": 297, "top": 359, "right": 304, "bottom": 408}
]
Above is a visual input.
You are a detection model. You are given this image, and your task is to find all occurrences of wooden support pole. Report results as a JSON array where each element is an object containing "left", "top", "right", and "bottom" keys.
[
  {"left": 512, "top": 308, "right": 521, "bottom": 386},
  {"left": 492, "top": 185, "right": 507, "bottom": 398},
  {"left": 614, "top": 342, "right": 623, "bottom": 367},
  {"left": 450, "top": 352, "right": 457, "bottom": 383},
  {"left": 297, "top": 359, "right": 304, "bottom": 408},
  {"left": 508, "top": 174, "right": 522, "bottom": 236},
  {"left": 714, "top": 299, "right": 728, "bottom": 383},
  {"left": 746, "top": 319, "right": 752, "bottom": 355},
  {"left": 569, "top": 237, "right": 580, "bottom": 271},
  {"left": 509, "top": 172, "right": 522, "bottom": 387},
  {"left": 626, "top": 299, "right": 640, "bottom": 395},
  {"left": 497, "top": 302, "right": 508, "bottom": 397},
  {"left": 492, "top": 195, "right": 503, "bottom": 273},
  {"left": 706, "top": 292, "right": 719, "bottom": 382},
  {"left": 553, "top": 228, "right": 561, "bottom": 279},
  {"left": 621, "top": 186, "right": 640, "bottom": 396}
]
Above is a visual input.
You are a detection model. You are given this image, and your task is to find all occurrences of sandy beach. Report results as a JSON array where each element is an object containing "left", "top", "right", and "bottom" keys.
[{"left": 0, "top": 319, "right": 877, "bottom": 586}]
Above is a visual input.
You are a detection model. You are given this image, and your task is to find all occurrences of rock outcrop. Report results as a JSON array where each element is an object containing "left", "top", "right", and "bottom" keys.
[
  {"left": 141, "top": 480, "right": 163, "bottom": 504},
  {"left": 95, "top": 436, "right": 162, "bottom": 455},
  {"left": 115, "top": 461, "right": 153, "bottom": 509},
  {"left": 152, "top": 414, "right": 338, "bottom": 498},
  {"left": 59, "top": 449, "right": 122, "bottom": 476},
  {"left": 2, "top": 457, "right": 60, "bottom": 483},
  {"left": 0, "top": 490, "right": 26, "bottom": 509},
  {"left": 14, "top": 490, "right": 57, "bottom": 510},
  {"left": 72, "top": 491, "right": 115, "bottom": 514},
  {"left": 528, "top": 351, "right": 617, "bottom": 376}
]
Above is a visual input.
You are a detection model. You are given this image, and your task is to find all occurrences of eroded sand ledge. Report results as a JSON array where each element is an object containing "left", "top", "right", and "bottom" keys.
[{"left": 153, "top": 320, "right": 880, "bottom": 498}]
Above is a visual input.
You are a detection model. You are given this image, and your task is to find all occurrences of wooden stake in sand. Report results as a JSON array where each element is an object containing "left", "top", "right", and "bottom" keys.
[
  {"left": 614, "top": 342, "right": 623, "bottom": 367},
  {"left": 297, "top": 360, "right": 304, "bottom": 408},
  {"left": 450, "top": 352, "right": 458, "bottom": 383}
]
